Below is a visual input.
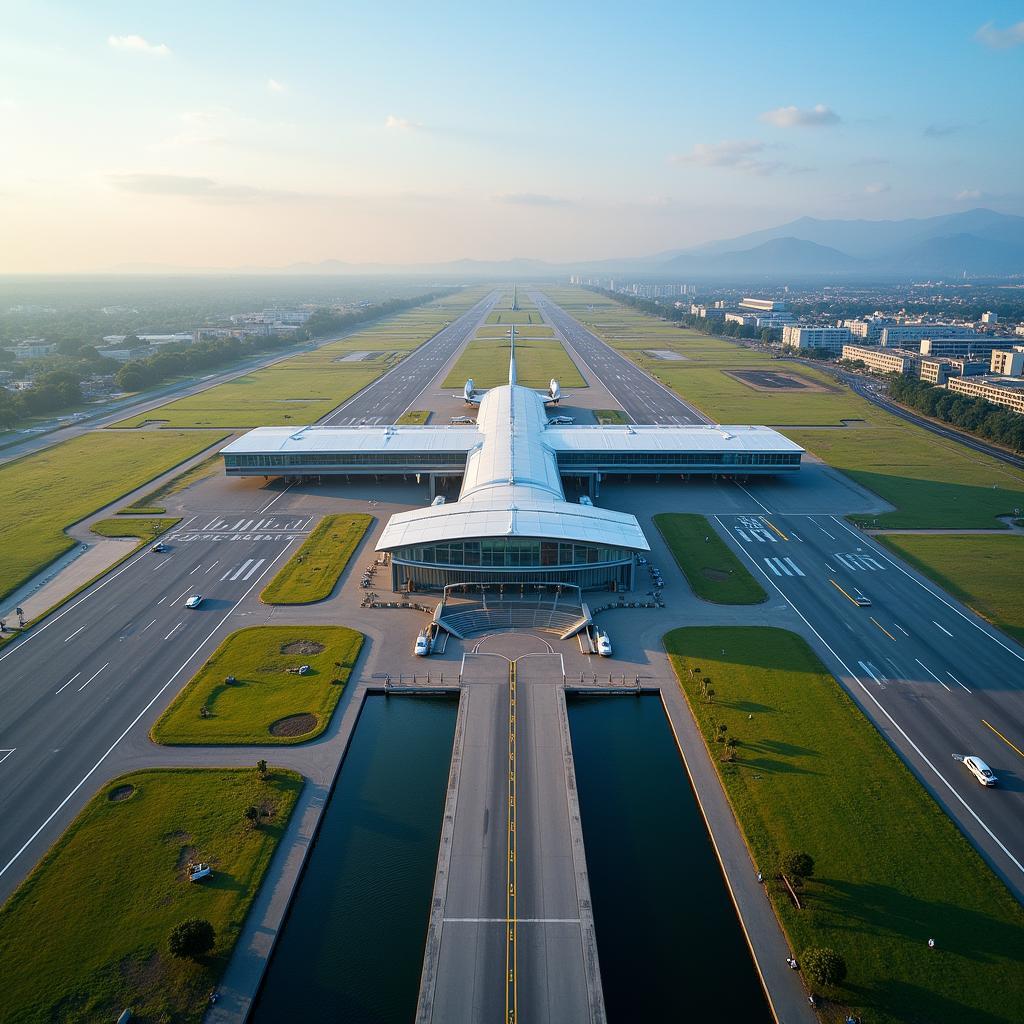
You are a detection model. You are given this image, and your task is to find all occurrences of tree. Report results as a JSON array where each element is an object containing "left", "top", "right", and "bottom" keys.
[
  {"left": 244, "top": 805, "right": 261, "bottom": 828},
  {"left": 801, "top": 947, "right": 847, "bottom": 987},
  {"left": 168, "top": 918, "right": 215, "bottom": 959},
  {"left": 779, "top": 850, "right": 815, "bottom": 880},
  {"left": 256, "top": 759, "right": 268, "bottom": 778}
]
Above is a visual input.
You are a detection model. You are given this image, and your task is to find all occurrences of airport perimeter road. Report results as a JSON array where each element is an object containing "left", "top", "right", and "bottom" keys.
[
  {"left": 318, "top": 291, "right": 501, "bottom": 426},
  {"left": 714, "top": 505, "right": 1024, "bottom": 898},
  {"left": 531, "top": 291, "right": 710, "bottom": 425},
  {"left": 0, "top": 513, "right": 312, "bottom": 901}
]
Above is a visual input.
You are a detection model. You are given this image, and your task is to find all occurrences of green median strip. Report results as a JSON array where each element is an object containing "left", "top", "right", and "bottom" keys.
[
  {"left": 654, "top": 512, "right": 766, "bottom": 604},
  {"left": 442, "top": 336, "right": 586, "bottom": 389},
  {"left": 396, "top": 409, "right": 430, "bottom": 424},
  {"left": 594, "top": 408, "right": 628, "bottom": 425},
  {"left": 260, "top": 513, "right": 372, "bottom": 604},
  {"left": 666, "top": 626, "right": 1024, "bottom": 1023},
  {"left": 152, "top": 625, "right": 362, "bottom": 745},
  {"left": 0, "top": 767, "right": 303, "bottom": 1024}
]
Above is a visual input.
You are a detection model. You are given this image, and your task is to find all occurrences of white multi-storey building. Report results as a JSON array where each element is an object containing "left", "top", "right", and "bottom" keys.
[
  {"left": 946, "top": 376, "right": 1024, "bottom": 414},
  {"left": 782, "top": 326, "right": 852, "bottom": 352},
  {"left": 991, "top": 348, "right": 1024, "bottom": 376}
]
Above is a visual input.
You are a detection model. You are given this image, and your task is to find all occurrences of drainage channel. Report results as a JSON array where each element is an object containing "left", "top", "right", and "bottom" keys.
[
  {"left": 251, "top": 694, "right": 458, "bottom": 1023},
  {"left": 568, "top": 693, "right": 772, "bottom": 1022}
]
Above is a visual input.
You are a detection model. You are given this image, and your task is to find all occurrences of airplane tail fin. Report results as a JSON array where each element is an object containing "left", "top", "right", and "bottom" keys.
[{"left": 508, "top": 324, "right": 517, "bottom": 385}]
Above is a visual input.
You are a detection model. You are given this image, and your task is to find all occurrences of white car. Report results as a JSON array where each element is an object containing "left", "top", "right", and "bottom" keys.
[
  {"left": 961, "top": 755, "right": 998, "bottom": 787},
  {"left": 596, "top": 630, "right": 612, "bottom": 657},
  {"left": 548, "top": 415, "right": 574, "bottom": 425},
  {"left": 185, "top": 595, "right": 204, "bottom": 609},
  {"left": 414, "top": 632, "right": 430, "bottom": 656}
]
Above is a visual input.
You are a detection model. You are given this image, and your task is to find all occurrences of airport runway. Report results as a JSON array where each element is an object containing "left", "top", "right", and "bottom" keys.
[{"left": 531, "top": 291, "right": 711, "bottom": 425}]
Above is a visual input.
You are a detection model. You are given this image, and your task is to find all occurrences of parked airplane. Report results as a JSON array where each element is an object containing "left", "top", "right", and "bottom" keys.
[{"left": 463, "top": 326, "right": 561, "bottom": 405}]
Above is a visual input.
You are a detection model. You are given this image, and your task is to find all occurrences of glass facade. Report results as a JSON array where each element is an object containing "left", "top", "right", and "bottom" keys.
[
  {"left": 394, "top": 539, "right": 630, "bottom": 568},
  {"left": 556, "top": 451, "right": 800, "bottom": 468}
]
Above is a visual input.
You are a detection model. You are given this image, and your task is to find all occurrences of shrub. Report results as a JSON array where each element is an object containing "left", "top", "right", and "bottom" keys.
[
  {"left": 779, "top": 850, "right": 815, "bottom": 879},
  {"left": 168, "top": 918, "right": 215, "bottom": 959},
  {"left": 802, "top": 947, "right": 847, "bottom": 988}
]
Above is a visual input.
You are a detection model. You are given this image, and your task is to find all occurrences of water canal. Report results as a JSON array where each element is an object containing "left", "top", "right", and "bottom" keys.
[
  {"left": 568, "top": 693, "right": 773, "bottom": 1022},
  {"left": 251, "top": 694, "right": 457, "bottom": 1024}
]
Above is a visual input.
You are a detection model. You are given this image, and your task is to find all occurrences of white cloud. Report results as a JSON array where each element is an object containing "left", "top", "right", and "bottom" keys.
[
  {"left": 864, "top": 182, "right": 890, "bottom": 194},
  {"left": 492, "top": 192, "right": 571, "bottom": 207},
  {"left": 671, "top": 140, "right": 783, "bottom": 176},
  {"left": 975, "top": 20, "right": 1024, "bottom": 49},
  {"left": 108, "top": 173, "right": 315, "bottom": 204},
  {"left": 385, "top": 114, "right": 422, "bottom": 131},
  {"left": 759, "top": 103, "right": 840, "bottom": 128},
  {"left": 267, "top": 78, "right": 287, "bottom": 94},
  {"left": 107, "top": 34, "right": 171, "bottom": 56},
  {"left": 956, "top": 188, "right": 983, "bottom": 201}
]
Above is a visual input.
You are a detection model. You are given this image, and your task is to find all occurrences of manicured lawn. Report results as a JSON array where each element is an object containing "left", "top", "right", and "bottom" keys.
[
  {"left": 877, "top": 534, "right": 1024, "bottom": 644},
  {"left": 665, "top": 626, "right": 1024, "bottom": 1024},
  {"left": 0, "top": 767, "right": 303, "bottom": 1024},
  {"left": 396, "top": 409, "right": 430, "bottom": 424},
  {"left": 0, "top": 431, "right": 226, "bottom": 603},
  {"left": 442, "top": 336, "right": 586, "bottom": 389},
  {"left": 122, "top": 452, "right": 224, "bottom": 511},
  {"left": 153, "top": 625, "right": 363, "bottom": 744},
  {"left": 654, "top": 513, "right": 766, "bottom": 603},
  {"left": 542, "top": 287, "right": 1024, "bottom": 528},
  {"left": 261, "top": 513, "right": 372, "bottom": 604},
  {"left": 486, "top": 310, "right": 545, "bottom": 324},
  {"left": 594, "top": 408, "right": 628, "bottom": 424},
  {"left": 92, "top": 517, "right": 181, "bottom": 545}
]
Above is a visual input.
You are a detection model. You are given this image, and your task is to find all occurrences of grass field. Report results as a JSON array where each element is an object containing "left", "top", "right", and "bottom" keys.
[
  {"left": 92, "top": 517, "right": 181, "bottom": 545},
  {"left": 396, "top": 409, "right": 430, "bottom": 424},
  {"left": 114, "top": 290, "right": 490, "bottom": 429},
  {"left": 0, "top": 767, "right": 302, "bottom": 1024},
  {"left": 654, "top": 513, "right": 766, "bottom": 603},
  {"left": 442, "top": 335, "right": 586, "bottom": 389},
  {"left": 260, "top": 513, "right": 372, "bottom": 604},
  {"left": 486, "top": 310, "right": 545, "bottom": 325},
  {"left": 122, "top": 452, "right": 224, "bottom": 512},
  {"left": 594, "top": 409, "right": 628, "bottom": 424},
  {"left": 877, "top": 534, "right": 1024, "bottom": 644},
  {"left": 665, "top": 626, "right": 1024, "bottom": 1023},
  {"left": 0, "top": 431, "right": 226, "bottom": 604},
  {"left": 152, "top": 625, "right": 362, "bottom": 744},
  {"left": 542, "top": 287, "right": 1024, "bottom": 528}
]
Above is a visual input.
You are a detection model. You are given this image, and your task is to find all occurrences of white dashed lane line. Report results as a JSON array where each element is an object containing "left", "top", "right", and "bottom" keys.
[
  {"left": 77, "top": 663, "right": 109, "bottom": 692},
  {"left": 55, "top": 673, "right": 80, "bottom": 695},
  {"left": 64, "top": 626, "right": 85, "bottom": 643}
]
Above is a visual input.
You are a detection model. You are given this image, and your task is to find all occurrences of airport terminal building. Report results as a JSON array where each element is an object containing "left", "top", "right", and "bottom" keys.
[{"left": 221, "top": 357, "right": 803, "bottom": 593}]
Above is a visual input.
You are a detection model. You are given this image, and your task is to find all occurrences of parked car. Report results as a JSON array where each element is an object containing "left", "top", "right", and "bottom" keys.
[
  {"left": 957, "top": 754, "right": 998, "bottom": 787},
  {"left": 414, "top": 631, "right": 430, "bottom": 656},
  {"left": 596, "top": 630, "right": 612, "bottom": 657},
  {"left": 185, "top": 595, "right": 204, "bottom": 609},
  {"left": 548, "top": 415, "right": 574, "bottom": 425}
]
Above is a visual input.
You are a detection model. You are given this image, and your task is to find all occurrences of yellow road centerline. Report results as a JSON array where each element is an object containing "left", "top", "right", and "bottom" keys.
[
  {"left": 982, "top": 719, "right": 1024, "bottom": 760},
  {"left": 829, "top": 578, "right": 860, "bottom": 606},
  {"left": 761, "top": 516, "right": 788, "bottom": 541},
  {"left": 870, "top": 616, "right": 898, "bottom": 642}
]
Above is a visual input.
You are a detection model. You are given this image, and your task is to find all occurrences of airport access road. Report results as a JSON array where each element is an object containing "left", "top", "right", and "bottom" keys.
[
  {"left": 318, "top": 291, "right": 501, "bottom": 426},
  {"left": 0, "top": 513, "right": 310, "bottom": 900},
  {"left": 714, "top": 505, "right": 1024, "bottom": 899},
  {"left": 531, "top": 291, "right": 711, "bottom": 425}
]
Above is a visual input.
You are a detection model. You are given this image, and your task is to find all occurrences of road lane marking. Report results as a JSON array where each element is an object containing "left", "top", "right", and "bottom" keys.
[
  {"left": 189, "top": 565, "right": 202, "bottom": 575},
  {"left": 64, "top": 626, "right": 85, "bottom": 643},
  {"left": 858, "top": 660, "right": 884, "bottom": 686},
  {"left": 760, "top": 517, "right": 788, "bottom": 541},
  {"left": 0, "top": 749, "right": 14, "bottom": 765},
  {"left": 220, "top": 571, "right": 231, "bottom": 581},
  {"left": 0, "top": 539, "right": 295, "bottom": 883},
  {"left": 825, "top": 563, "right": 836, "bottom": 573},
  {"left": 77, "top": 663, "right": 109, "bottom": 692},
  {"left": 834, "top": 554, "right": 856, "bottom": 570},
  {"left": 203, "top": 517, "right": 219, "bottom": 530},
  {"left": 807, "top": 517, "right": 835, "bottom": 539},
  {"left": 55, "top": 673, "right": 80, "bottom": 695},
  {"left": 506, "top": 660, "right": 518, "bottom": 1024},
  {"left": 870, "top": 617, "right": 897, "bottom": 642},
  {"left": 982, "top": 719, "right": 1024, "bottom": 759},
  {"left": 829, "top": 579, "right": 861, "bottom": 606},
  {"left": 791, "top": 531, "right": 803, "bottom": 543},
  {"left": 915, "top": 659, "right": 951, "bottom": 691},
  {"left": 782, "top": 557, "right": 804, "bottom": 577},
  {"left": 895, "top": 624, "right": 910, "bottom": 637},
  {"left": 444, "top": 918, "right": 580, "bottom": 924},
  {"left": 172, "top": 589, "right": 190, "bottom": 604},
  {"left": 241, "top": 558, "right": 265, "bottom": 581},
  {"left": 734, "top": 528, "right": 751, "bottom": 542},
  {"left": 164, "top": 622, "right": 184, "bottom": 640},
  {"left": 258, "top": 481, "right": 295, "bottom": 514},
  {"left": 713, "top": 513, "right": 1024, "bottom": 880},
  {"left": 157, "top": 596, "right": 167, "bottom": 605},
  {"left": 141, "top": 619, "right": 157, "bottom": 633},
  {"left": 205, "top": 561, "right": 219, "bottom": 574},
  {"left": 933, "top": 621, "right": 954, "bottom": 638},
  {"left": 229, "top": 559, "right": 254, "bottom": 582},
  {"left": 764, "top": 559, "right": 781, "bottom": 576},
  {"left": 947, "top": 672, "right": 971, "bottom": 694}
]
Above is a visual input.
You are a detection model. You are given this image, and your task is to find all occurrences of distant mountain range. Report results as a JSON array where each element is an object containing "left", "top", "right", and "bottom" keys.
[{"left": 106, "top": 208, "right": 1024, "bottom": 279}]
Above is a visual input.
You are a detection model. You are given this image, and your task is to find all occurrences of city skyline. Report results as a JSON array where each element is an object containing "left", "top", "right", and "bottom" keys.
[{"left": 2, "top": 0, "right": 1023, "bottom": 271}]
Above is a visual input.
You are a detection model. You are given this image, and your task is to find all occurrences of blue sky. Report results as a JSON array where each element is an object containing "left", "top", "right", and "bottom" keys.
[{"left": 1, "top": 0, "right": 1022, "bottom": 269}]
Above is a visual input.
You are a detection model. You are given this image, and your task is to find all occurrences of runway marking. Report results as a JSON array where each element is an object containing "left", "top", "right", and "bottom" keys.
[
  {"left": 141, "top": 619, "right": 157, "bottom": 633},
  {"left": 172, "top": 589, "right": 190, "bottom": 605},
  {"left": 164, "top": 622, "right": 184, "bottom": 641},
  {"left": 895, "top": 624, "right": 911, "bottom": 637},
  {"left": 790, "top": 531, "right": 803, "bottom": 543},
  {"left": 782, "top": 557, "right": 804, "bottom": 577},
  {"left": 220, "top": 570, "right": 231, "bottom": 581},
  {"left": 506, "top": 659, "right": 518, "bottom": 1024},
  {"left": 77, "top": 663, "right": 109, "bottom": 692},
  {"left": 203, "top": 517, "right": 220, "bottom": 530},
  {"left": 915, "top": 659, "right": 951, "bottom": 691},
  {"left": 858, "top": 661, "right": 884, "bottom": 686},
  {"left": 0, "top": 749, "right": 14, "bottom": 765},
  {"left": 64, "top": 626, "right": 85, "bottom": 643},
  {"left": 0, "top": 539, "right": 295, "bottom": 884},
  {"left": 229, "top": 559, "right": 254, "bottom": 582},
  {"left": 55, "top": 673, "right": 80, "bottom": 695},
  {"left": 947, "top": 672, "right": 971, "bottom": 694},
  {"left": 870, "top": 617, "right": 897, "bottom": 642},
  {"left": 807, "top": 517, "right": 835, "bottom": 539},
  {"left": 982, "top": 719, "right": 1024, "bottom": 759},
  {"left": 258, "top": 481, "right": 295, "bottom": 514},
  {"left": 205, "top": 561, "right": 219, "bottom": 574},
  {"left": 241, "top": 558, "right": 265, "bottom": 581},
  {"left": 157, "top": 596, "right": 167, "bottom": 605},
  {"left": 189, "top": 565, "right": 202, "bottom": 575},
  {"left": 734, "top": 528, "right": 751, "bottom": 542},
  {"left": 764, "top": 559, "right": 781, "bottom": 576},
  {"left": 713, "top": 512, "right": 1024, "bottom": 881},
  {"left": 834, "top": 553, "right": 856, "bottom": 570},
  {"left": 825, "top": 563, "right": 836, "bottom": 573},
  {"left": 828, "top": 578, "right": 861, "bottom": 606},
  {"left": 760, "top": 517, "right": 788, "bottom": 541},
  {"left": 933, "top": 621, "right": 954, "bottom": 638}
]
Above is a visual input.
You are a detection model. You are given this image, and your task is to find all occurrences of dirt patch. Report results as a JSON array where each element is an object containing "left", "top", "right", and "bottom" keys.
[
  {"left": 280, "top": 640, "right": 326, "bottom": 655},
  {"left": 701, "top": 568, "right": 730, "bottom": 581},
  {"left": 725, "top": 369, "right": 835, "bottom": 393},
  {"left": 270, "top": 713, "right": 318, "bottom": 737},
  {"left": 175, "top": 845, "right": 199, "bottom": 873},
  {"left": 108, "top": 784, "right": 135, "bottom": 802}
]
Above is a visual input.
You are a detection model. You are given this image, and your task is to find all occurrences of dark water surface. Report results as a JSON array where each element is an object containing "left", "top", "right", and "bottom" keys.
[
  {"left": 251, "top": 694, "right": 457, "bottom": 1023},
  {"left": 568, "top": 693, "right": 772, "bottom": 1023}
]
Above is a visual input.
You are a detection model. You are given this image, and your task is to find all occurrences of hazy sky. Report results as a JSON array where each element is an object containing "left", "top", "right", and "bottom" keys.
[{"left": 2, "top": 0, "right": 1023, "bottom": 271}]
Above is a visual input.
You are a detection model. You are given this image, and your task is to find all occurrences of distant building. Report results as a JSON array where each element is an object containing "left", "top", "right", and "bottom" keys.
[
  {"left": 725, "top": 312, "right": 759, "bottom": 326},
  {"left": 740, "top": 298, "right": 787, "bottom": 312},
  {"left": 981, "top": 311, "right": 998, "bottom": 324},
  {"left": 946, "top": 375, "right": 1024, "bottom": 415},
  {"left": 8, "top": 339, "right": 57, "bottom": 360},
  {"left": 919, "top": 357, "right": 988, "bottom": 385},
  {"left": 991, "top": 348, "right": 1024, "bottom": 377},
  {"left": 918, "top": 338, "right": 1003, "bottom": 358},
  {"left": 691, "top": 304, "right": 726, "bottom": 320},
  {"left": 755, "top": 313, "right": 793, "bottom": 328},
  {"left": 879, "top": 324, "right": 975, "bottom": 347},
  {"left": 1016, "top": 324, "right": 1024, "bottom": 338},
  {"left": 842, "top": 344, "right": 918, "bottom": 374},
  {"left": 262, "top": 306, "right": 313, "bottom": 325},
  {"left": 96, "top": 346, "right": 151, "bottom": 363},
  {"left": 844, "top": 317, "right": 896, "bottom": 342},
  {"left": 782, "top": 326, "right": 852, "bottom": 352}
]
